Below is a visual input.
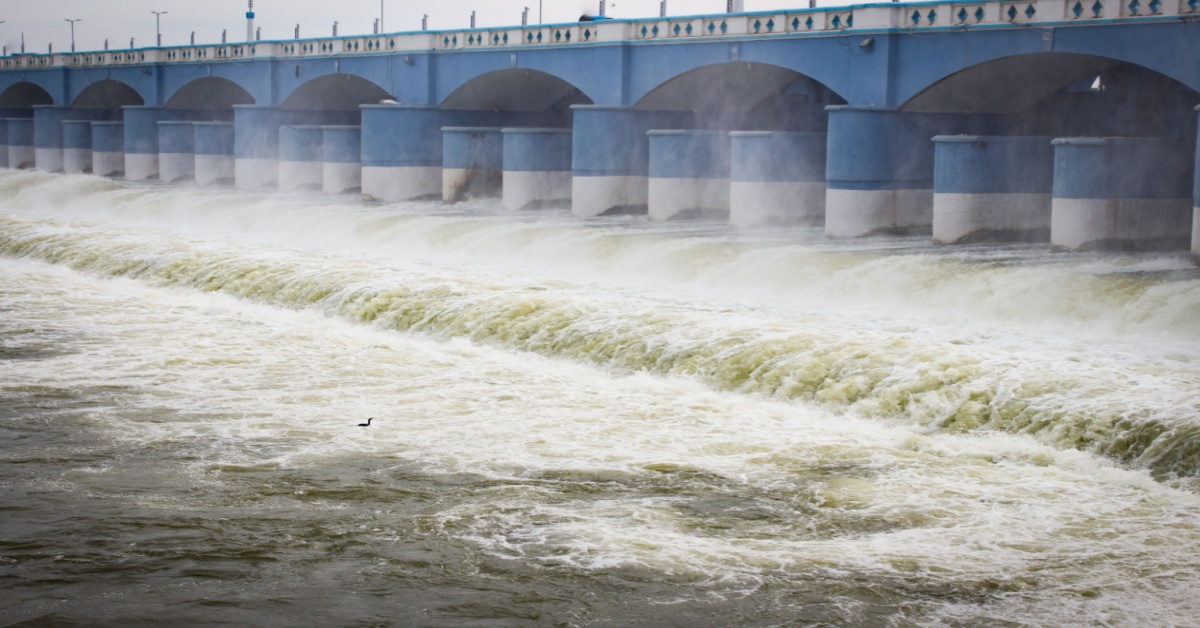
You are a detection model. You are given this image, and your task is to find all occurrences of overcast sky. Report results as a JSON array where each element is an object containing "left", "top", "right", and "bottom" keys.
[{"left": 2, "top": 1, "right": 854, "bottom": 54}]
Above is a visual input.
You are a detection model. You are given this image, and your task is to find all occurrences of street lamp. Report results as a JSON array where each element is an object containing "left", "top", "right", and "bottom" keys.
[
  {"left": 380, "top": 0, "right": 385, "bottom": 33},
  {"left": 64, "top": 19, "right": 81, "bottom": 53},
  {"left": 152, "top": 11, "right": 168, "bottom": 46}
]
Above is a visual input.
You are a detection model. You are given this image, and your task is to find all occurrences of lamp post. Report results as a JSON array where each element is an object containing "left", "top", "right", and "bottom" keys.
[
  {"left": 152, "top": 10, "right": 168, "bottom": 46},
  {"left": 64, "top": 19, "right": 81, "bottom": 53},
  {"left": 380, "top": 0, "right": 385, "bottom": 33}
]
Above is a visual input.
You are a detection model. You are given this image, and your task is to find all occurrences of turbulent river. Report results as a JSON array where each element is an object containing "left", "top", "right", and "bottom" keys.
[{"left": 1, "top": 169, "right": 1199, "bottom": 626}]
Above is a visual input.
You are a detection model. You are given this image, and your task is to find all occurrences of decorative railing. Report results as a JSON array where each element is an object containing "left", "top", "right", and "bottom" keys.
[{"left": 1, "top": 0, "right": 1194, "bottom": 70}]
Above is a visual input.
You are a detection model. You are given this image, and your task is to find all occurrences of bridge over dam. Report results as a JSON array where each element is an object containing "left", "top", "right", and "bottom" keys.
[{"left": 1, "top": 0, "right": 1198, "bottom": 257}]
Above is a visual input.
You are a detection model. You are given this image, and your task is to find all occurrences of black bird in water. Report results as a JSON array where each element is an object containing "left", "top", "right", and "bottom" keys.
[{"left": 358, "top": 417, "right": 373, "bottom": 427}]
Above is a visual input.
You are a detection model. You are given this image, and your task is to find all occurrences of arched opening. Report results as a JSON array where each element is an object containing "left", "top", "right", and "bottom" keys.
[
  {"left": 902, "top": 53, "right": 1198, "bottom": 138},
  {"left": 440, "top": 69, "right": 593, "bottom": 126},
  {"left": 634, "top": 63, "right": 845, "bottom": 131},
  {"left": 165, "top": 77, "right": 255, "bottom": 110},
  {"left": 0, "top": 82, "right": 54, "bottom": 109},
  {"left": 71, "top": 80, "right": 144, "bottom": 111},
  {"left": 281, "top": 74, "right": 391, "bottom": 112}
]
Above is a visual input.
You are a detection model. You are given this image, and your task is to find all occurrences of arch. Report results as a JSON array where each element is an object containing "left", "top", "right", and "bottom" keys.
[
  {"left": 633, "top": 63, "right": 845, "bottom": 131},
  {"left": 165, "top": 77, "right": 255, "bottom": 110},
  {"left": 281, "top": 73, "right": 390, "bottom": 110},
  {"left": 70, "top": 79, "right": 144, "bottom": 111},
  {"left": 0, "top": 82, "right": 54, "bottom": 108},
  {"left": 439, "top": 68, "right": 593, "bottom": 113},
  {"left": 900, "top": 53, "right": 1198, "bottom": 138},
  {"left": 634, "top": 62, "right": 845, "bottom": 112}
]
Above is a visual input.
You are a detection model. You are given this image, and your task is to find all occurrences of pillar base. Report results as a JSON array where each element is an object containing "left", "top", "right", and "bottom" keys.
[
  {"left": 9, "top": 146, "right": 34, "bottom": 169},
  {"left": 933, "top": 192, "right": 1052, "bottom": 244},
  {"left": 730, "top": 181, "right": 825, "bottom": 228},
  {"left": 63, "top": 148, "right": 92, "bottom": 174},
  {"left": 443, "top": 167, "right": 501, "bottom": 203},
  {"left": 125, "top": 153, "right": 159, "bottom": 181},
  {"left": 159, "top": 153, "right": 194, "bottom": 183},
  {"left": 503, "top": 170, "right": 571, "bottom": 210},
  {"left": 35, "top": 147, "right": 63, "bottom": 173},
  {"left": 279, "top": 161, "right": 323, "bottom": 192},
  {"left": 825, "top": 188, "right": 933, "bottom": 237},
  {"left": 323, "top": 162, "right": 362, "bottom": 194},
  {"left": 648, "top": 177, "right": 730, "bottom": 221},
  {"left": 0, "top": 145, "right": 7, "bottom": 169},
  {"left": 361, "top": 165, "right": 441, "bottom": 201},
  {"left": 195, "top": 155, "right": 234, "bottom": 185},
  {"left": 236, "top": 158, "right": 278, "bottom": 190},
  {"left": 93, "top": 152, "right": 124, "bottom": 177},
  {"left": 572, "top": 175, "right": 648, "bottom": 217},
  {"left": 1051, "top": 198, "right": 1192, "bottom": 252},
  {"left": 1192, "top": 207, "right": 1199, "bottom": 263}
]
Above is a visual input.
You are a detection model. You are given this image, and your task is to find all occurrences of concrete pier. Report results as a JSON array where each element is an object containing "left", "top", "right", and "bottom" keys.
[
  {"left": 1051, "top": 137, "right": 1194, "bottom": 252},
  {"left": 442, "top": 127, "right": 503, "bottom": 203},
  {"left": 502, "top": 128, "right": 572, "bottom": 211},
  {"left": 729, "top": 131, "right": 826, "bottom": 228},
  {"left": 825, "top": 106, "right": 968, "bottom": 237},
  {"left": 278, "top": 125, "right": 324, "bottom": 192},
  {"left": 194, "top": 122, "right": 235, "bottom": 186},
  {"left": 33, "top": 106, "right": 108, "bottom": 173},
  {"left": 321, "top": 126, "right": 361, "bottom": 194},
  {"left": 91, "top": 122, "right": 125, "bottom": 177},
  {"left": 932, "top": 136, "right": 1055, "bottom": 244},
  {"left": 0, "top": 120, "right": 7, "bottom": 169},
  {"left": 1193, "top": 106, "right": 1200, "bottom": 263},
  {"left": 647, "top": 130, "right": 731, "bottom": 221},
  {"left": 124, "top": 107, "right": 170, "bottom": 180},
  {"left": 158, "top": 122, "right": 196, "bottom": 183},
  {"left": 62, "top": 121, "right": 93, "bottom": 174},
  {"left": 570, "top": 106, "right": 693, "bottom": 217},
  {"left": 234, "top": 106, "right": 285, "bottom": 190},
  {"left": 360, "top": 106, "right": 499, "bottom": 202},
  {"left": 7, "top": 119, "right": 34, "bottom": 169}
]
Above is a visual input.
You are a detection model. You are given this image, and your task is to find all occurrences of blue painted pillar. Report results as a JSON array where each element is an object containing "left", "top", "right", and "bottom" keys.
[
  {"left": 62, "top": 121, "right": 93, "bottom": 174},
  {"left": 360, "top": 105, "right": 499, "bottom": 201},
  {"left": 158, "top": 121, "right": 196, "bottom": 183},
  {"left": 232, "top": 106, "right": 341, "bottom": 190},
  {"left": 278, "top": 125, "right": 324, "bottom": 192},
  {"left": 91, "top": 122, "right": 125, "bottom": 177},
  {"left": 0, "top": 119, "right": 9, "bottom": 169},
  {"left": 194, "top": 122, "right": 235, "bottom": 186},
  {"left": 321, "top": 126, "right": 361, "bottom": 194},
  {"left": 825, "top": 106, "right": 969, "bottom": 237},
  {"left": 1193, "top": 106, "right": 1200, "bottom": 263},
  {"left": 123, "top": 107, "right": 171, "bottom": 181},
  {"left": 7, "top": 118, "right": 34, "bottom": 169},
  {"left": 1051, "top": 137, "right": 1194, "bottom": 251},
  {"left": 33, "top": 106, "right": 109, "bottom": 173},
  {"left": 647, "top": 130, "right": 732, "bottom": 221},
  {"left": 442, "top": 127, "right": 503, "bottom": 203},
  {"left": 502, "top": 128, "right": 572, "bottom": 211},
  {"left": 729, "top": 131, "right": 826, "bottom": 228},
  {"left": 570, "top": 106, "right": 693, "bottom": 217},
  {"left": 932, "top": 136, "right": 1055, "bottom": 244}
]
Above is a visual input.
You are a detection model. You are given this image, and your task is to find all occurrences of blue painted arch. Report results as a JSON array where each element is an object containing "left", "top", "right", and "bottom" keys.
[
  {"left": 164, "top": 77, "right": 255, "bottom": 110},
  {"left": 439, "top": 68, "right": 593, "bottom": 112},
  {"left": 0, "top": 81, "right": 55, "bottom": 108},
  {"left": 70, "top": 79, "right": 145, "bottom": 110}
]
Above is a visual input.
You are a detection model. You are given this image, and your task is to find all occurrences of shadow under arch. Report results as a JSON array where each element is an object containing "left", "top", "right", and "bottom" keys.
[
  {"left": 901, "top": 52, "right": 1198, "bottom": 137},
  {"left": 439, "top": 69, "right": 592, "bottom": 125},
  {"left": 165, "top": 77, "right": 254, "bottom": 110},
  {"left": 0, "top": 82, "right": 54, "bottom": 109},
  {"left": 633, "top": 62, "right": 845, "bottom": 130},
  {"left": 71, "top": 79, "right": 145, "bottom": 111},
  {"left": 281, "top": 74, "right": 391, "bottom": 111}
]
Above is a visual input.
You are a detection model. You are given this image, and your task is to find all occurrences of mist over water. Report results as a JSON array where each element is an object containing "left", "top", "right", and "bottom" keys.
[{"left": 2, "top": 169, "right": 1200, "bottom": 625}]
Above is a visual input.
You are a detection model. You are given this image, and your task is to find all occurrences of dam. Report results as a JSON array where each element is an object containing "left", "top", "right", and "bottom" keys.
[{"left": 1, "top": 0, "right": 1198, "bottom": 256}]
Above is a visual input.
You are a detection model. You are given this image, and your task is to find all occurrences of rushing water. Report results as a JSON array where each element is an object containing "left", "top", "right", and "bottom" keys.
[{"left": 1, "top": 169, "right": 1199, "bottom": 626}]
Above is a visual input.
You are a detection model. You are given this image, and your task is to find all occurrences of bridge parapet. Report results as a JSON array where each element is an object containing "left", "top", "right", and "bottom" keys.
[{"left": 5, "top": 0, "right": 1195, "bottom": 72}]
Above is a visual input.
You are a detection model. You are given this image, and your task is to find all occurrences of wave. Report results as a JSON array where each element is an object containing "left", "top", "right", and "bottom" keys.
[{"left": 2, "top": 171, "right": 1200, "bottom": 477}]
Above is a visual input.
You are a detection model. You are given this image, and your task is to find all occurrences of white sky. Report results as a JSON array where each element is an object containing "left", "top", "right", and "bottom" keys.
[{"left": 1, "top": 0, "right": 854, "bottom": 54}]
